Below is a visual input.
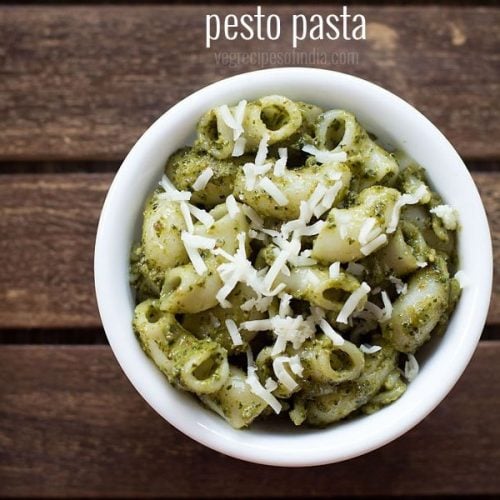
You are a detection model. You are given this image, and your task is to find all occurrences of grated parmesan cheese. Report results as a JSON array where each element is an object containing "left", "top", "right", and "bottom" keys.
[
  {"left": 319, "top": 318, "right": 344, "bottom": 345},
  {"left": 360, "top": 233, "right": 388, "bottom": 256},
  {"left": 248, "top": 229, "right": 267, "bottom": 241},
  {"left": 302, "top": 144, "right": 348, "bottom": 164},
  {"left": 188, "top": 204, "right": 214, "bottom": 228},
  {"left": 387, "top": 184, "right": 428, "bottom": 234},
  {"left": 273, "top": 148, "right": 288, "bottom": 177},
  {"left": 454, "top": 270, "right": 469, "bottom": 289},
  {"left": 430, "top": 204, "right": 458, "bottom": 230},
  {"left": 263, "top": 239, "right": 301, "bottom": 291},
  {"left": 360, "top": 343, "right": 382, "bottom": 354},
  {"left": 358, "top": 217, "right": 377, "bottom": 245},
  {"left": 226, "top": 194, "right": 240, "bottom": 219},
  {"left": 336, "top": 282, "right": 371, "bottom": 324},
  {"left": 289, "top": 249, "right": 317, "bottom": 267},
  {"left": 181, "top": 231, "right": 216, "bottom": 275},
  {"left": 241, "top": 295, "right": 273, "bottom": 313},
  {"left": 389, "top": 275, "right": 408, "bottom": 295},
  {"left": 179, "top": 202, "right": 194, "bottom": 233},
  {"left": 273, "top": 356, "right": 300, "bottom": 392},
  {"left": 184, "top": 245, "right": 207, "bottom": 275},
  {"left": 329, "top": 262, "right": 341, "bottom": 279},
  {"left": 279, "top": 293, "right": 293, "bottom": 317},
  {"left": 158, "top": 174, "right": 191, "bottom": 202},
  {"left": 233, "top": 100, "right": 247, "bottom": 136},
  {"left": 192, "top": 167, "right": 214, "bottom": 191},
  {"left": 380, "top": 291, "right": 393, "bottom": 322},
  {"left": 363, "top": 301, "right": 384, "bottom": 321},
  {"left": 246, "top": 349, "right": 282, "bottom": 413},
  {"left": 314, "top": 181, "right": 343, "bottom": 218},
  {"left": 232, "top": 136, "right": 246, "bottom": 157},
  {"left": 259, "top": 177, "right": 289, "bottom": 206},
  {"left": 181, "top": 232, "right": 216, "bottom": 250},
  {"left": 225, "top": 319, "right": 243, "bottom": 346},
  {"left": 404, "top": 353, "right": 419, "bottom": 382},
  {"left": 346, "top": 262, "right": 365, "bottom": 277},
  {"left": 270, "top": 315, "right": 316, "bottom": 355},
  {"left": 255, "top": 133, "right": 270, "bottom": 166},
  {"left": 218, "top": 104, "right": 243, "bottom": 138},
  {"left": 241, "top": 204, "right": 264, "bottom": 228}
]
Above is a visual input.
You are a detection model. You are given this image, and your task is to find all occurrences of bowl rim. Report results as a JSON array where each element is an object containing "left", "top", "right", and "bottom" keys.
[{"left": 94, "top": 67, "right": 493, "bottom": 467}]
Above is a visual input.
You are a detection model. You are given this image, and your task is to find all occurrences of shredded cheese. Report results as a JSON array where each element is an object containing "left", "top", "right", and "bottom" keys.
[
  {"left": 389, "top": 275, "right": 408, "bottom": 295},
  {"left": 314, "top": 181, "right": 343, "bottom": 218},
  {"left": 270, "top": 316, "right": 316, "bottom": 356},
  {"left": 302, "top": 144, "right": 348, "bottom": 164},
  {"left": 179, "top": 202, "right": 194, "bottom": 233},
  {"left": 232, "top": 136, "right": 246, "bottom": 157},
  {"left": 363, "top": 301, "right": 384, "bottom": 321},
  {"left": 192, "top": 167, "right": 214, "bottom": 191},
  {"left": 264, "top": 239, "right": 300, "bottom": 291},
  {"left": 387, "top": 184, "right": 428, "bottom": 234},
  {"left": 454, "top": 270, "right": 469, "bottom": 289},
  {"left": 380, "top": 291, "right": 393, "bottom": 322},
  {"left": 226, "top": 194, "right": 240, "bottom": 219},
  {"left": 430, "top": 204, "right": 459, "bottom": 230},
  {"left": 404, "top": 353, "right": 419, "bottom": 382},
  {"left": 255, "top": 133, "right": 270, "bottom": 166},
  {"left": 336, "top": 282, "right": 371, "bottom": 324},
  {"left": 273, "top": 356, "right": 300, "bottom": 392},
  {"left": 181, "top": 232, "right": 216, "bottom": 250},
  {"left": 158, "top": 174, "right": 191, "bottom": 202},
  {"left": 218, "top": 104, "right": 242, "bottom": 138},
  {"left": 246, "top": 349, "right": 281, "bottom": 413},
  {"left": 358, "top": 217, "right": 376, "bottom": 245},
  {"left": 279, "top": 293, "right": 292, "bottom": 317},
  {"left": 274, "top": 148, "right": 288, "bottom": 177},
  {"left": 241, "top": 204, "right": 264, "bottom": 228},
  {"left": 360, "top": 233, "right": 388, "bottom": 256},
  {"left": 259, "top": 177, "right": 289, "bottom": 206},
  {"left": 329, "top": 262, "right": 341, "bottom": 279},
  {"left": 346, "top": 262, "right": 365, "bottom": 277},
  {"left": 225, "top": 319, "right": 243, "bottom": 346},
  {"left": 319, "top": 318, "right": 344, "bottom": 345},
  {"left": 181, "top": 231, "right": 216, "bottom": 275},
  {"left": 360, "top": 344, "right": 382, "bottom": 354},
  {"left": 184, "top": 245, "right": 207, "bottom": 275},
  {"left": 188, "top": 204, "right": 214, "bottom": 228}
]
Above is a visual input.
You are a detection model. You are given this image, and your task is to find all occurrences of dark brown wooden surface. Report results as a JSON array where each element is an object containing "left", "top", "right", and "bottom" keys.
[
  {"left": 0, "top": 5, "right": 498, "bottom": 161},
  {"left": 0, "top": 3, "right": 499, "bottom": 498},
  {"left": 0, "top": 342, "right": 499, "bottom": 497},
  {"left": 1, "top": 171, "right": 498, "bottom": 328}
]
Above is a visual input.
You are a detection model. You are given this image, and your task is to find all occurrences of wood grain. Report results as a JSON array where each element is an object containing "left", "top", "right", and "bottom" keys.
[
  {"left": 0, "top": 171, "right": 498, "bottom": 328},
  {"left": 0, "top": 5, "right": 498, "bottom": 161},
  {"left": 0, "top": 173, "right": 110, "bottom": 328},
  {"left": 0, "top": 342, "right": 498, "bottom": 497}
]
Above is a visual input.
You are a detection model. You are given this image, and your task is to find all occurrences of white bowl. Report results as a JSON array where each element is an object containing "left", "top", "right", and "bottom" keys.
[{"left": 94, "top": 68, "right": 492, "bottom": 466}]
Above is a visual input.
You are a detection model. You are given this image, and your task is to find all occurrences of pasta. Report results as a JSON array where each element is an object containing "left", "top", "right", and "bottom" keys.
[{"left": 130, "top": 95, "right": 461, "bottom": 429}]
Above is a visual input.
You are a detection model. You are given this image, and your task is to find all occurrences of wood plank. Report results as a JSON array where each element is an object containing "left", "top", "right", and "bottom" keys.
[
  {"left": 0, "top": 171, "right": 498, "bottom": 328},
  {"left": 0, "top": 5, "right": 498, "bottom": 161},
  {"left": 0, "top": 173, "right": 110, "bottom": 328},
  {"left": 0, "top": 342, "right": 498, "bottom": 497}
]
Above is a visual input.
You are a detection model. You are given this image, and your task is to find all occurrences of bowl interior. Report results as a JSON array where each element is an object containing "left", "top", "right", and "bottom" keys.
[{"left": 95, "top": 68, "right": 492, "bottom": 466}]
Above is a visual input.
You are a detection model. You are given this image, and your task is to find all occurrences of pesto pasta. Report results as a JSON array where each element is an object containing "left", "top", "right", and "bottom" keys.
[{"left": 131, "top": 96, "right": 461, "bottom": 429}]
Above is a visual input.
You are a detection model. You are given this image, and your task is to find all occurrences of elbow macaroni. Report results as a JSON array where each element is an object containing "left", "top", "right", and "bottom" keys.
[{"left": 131, "top": 95, "right": 461, "bottom": 429}]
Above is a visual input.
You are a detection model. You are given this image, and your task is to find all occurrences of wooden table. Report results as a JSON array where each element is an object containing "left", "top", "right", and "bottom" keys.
[{"left": 1, "top": 3, "right": 499, "bottom": 497}]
